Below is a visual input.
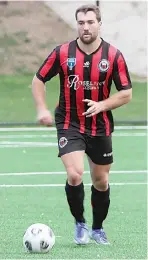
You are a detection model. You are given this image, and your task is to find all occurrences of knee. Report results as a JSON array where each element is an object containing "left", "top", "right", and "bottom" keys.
[
  {"left": 66, "top": 165, "right": 83, "bottom": 186},
  {"left": 93, "top": 176, "right": 109, "bottom": 191}
]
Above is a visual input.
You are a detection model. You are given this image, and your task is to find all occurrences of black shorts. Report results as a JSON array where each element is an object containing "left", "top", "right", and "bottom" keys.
[{"left": 57, "top": 128, "right": 113, "bottom": 165}]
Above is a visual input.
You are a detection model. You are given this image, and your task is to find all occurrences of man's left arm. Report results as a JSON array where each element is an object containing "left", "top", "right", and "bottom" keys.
[
  {"left": 97, "top": 88, "right": 132, "bottom": 111},
  {"left": 83, "top": 51, "right": 132, "bottom": 117},
  {"left": 108, "top": 50, "right": 132, "bottom": 109}
]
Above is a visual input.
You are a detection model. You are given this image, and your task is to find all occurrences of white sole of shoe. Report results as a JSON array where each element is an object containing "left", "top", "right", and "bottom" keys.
[{"left": 74, "top": 238, "right": 90, "bottom": 245}]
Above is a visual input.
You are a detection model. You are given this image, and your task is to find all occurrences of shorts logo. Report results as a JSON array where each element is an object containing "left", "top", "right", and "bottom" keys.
[
  {"left": 98, "top": 59, "right": 110, "bottom": 72},
  {"left": 67, "top": 58, "right": 76, "bottom": 70},
  {"left": 103, "top": 152, "right": 113, "bottom": 157},
  {"left": 59, "top": 137, "right": 68, "bottom": 148}
]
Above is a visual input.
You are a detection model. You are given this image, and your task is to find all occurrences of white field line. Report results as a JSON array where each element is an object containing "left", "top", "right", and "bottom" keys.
[
  {"left": 0, "top": 170, "right": 147, "bottom": 176},
  {"left": 0, "top": 134, "right": 57, "bottom": 138},
  {"left": 0, "top": 126, "right": 147, "bottom": 131},
  {"left": 0, "top": 133, "right": 147, "bottom": 139},
  {"left": 0, "top": 259, "right": 102, "bottom": 260},
  {"left": 0, "top": 142, "right": 58, "bottom": 147},
  {"left": 0, "top": 135, "right": 147, "bottom": 147},
  {"left": 0, "top": 183, "right": 147, "bottom": 188}
]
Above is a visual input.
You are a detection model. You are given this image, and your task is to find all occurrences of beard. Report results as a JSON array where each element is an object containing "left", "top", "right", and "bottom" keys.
[{"left": 79, "top": 33, "right": 98, "bottom": 44}]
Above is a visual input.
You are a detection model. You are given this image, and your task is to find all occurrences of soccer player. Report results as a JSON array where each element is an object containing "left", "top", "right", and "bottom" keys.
[{"left": 32, "top": 4, "right": 132, "bottom": 245}]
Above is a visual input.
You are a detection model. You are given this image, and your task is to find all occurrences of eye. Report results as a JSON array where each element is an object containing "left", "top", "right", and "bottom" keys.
[
  {"left": 78, "top": 21, "right": 84, "bottom": 25},
  {"left": 88, "top": 21, "right": 94, "bottom": 24}
]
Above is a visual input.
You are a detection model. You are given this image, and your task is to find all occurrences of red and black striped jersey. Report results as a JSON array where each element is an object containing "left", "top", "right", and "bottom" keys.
[{"left": 36, "top": 38, "right": 132, "bottom": 136}]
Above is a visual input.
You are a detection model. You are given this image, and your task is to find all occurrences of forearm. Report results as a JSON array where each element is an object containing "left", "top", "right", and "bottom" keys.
[
  {"left": 100, "top": 89, "right": 132, "bottom": 112},
  {"left": 32, "top": 75, "right": 48, "bottom": 111}
]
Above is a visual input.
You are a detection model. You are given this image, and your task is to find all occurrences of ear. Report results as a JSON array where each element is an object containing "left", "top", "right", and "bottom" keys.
[{"left": 99, "top": 21, "right": 102, "bottom": 26}]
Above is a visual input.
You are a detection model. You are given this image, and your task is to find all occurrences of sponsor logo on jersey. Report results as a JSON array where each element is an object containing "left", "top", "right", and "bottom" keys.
[
  {"left": 67, "top": 75, "right": 105, "bottom": 90},
  {"left": 67, "top": 75, "right": 79, "bottom": 90}
]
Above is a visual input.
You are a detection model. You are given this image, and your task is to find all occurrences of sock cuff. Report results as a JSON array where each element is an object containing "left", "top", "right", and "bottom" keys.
[
  {"left": 65, "top": 181, "right": 84, "bottom": 192},
  {"left": 91, "top": 185, "right": 110, "bottom": 198}
]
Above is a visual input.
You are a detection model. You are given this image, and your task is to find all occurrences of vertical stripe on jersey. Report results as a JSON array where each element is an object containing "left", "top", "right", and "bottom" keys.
[
  {"left": 103, "top": 45, "right": 117, "bottom": 98},
  {"left": 103, "top": 45, "right": 117, "bottom": 135},
  {"left": 83, "top": 54, "right": 93, "bottom": 134},
  {"left": 75, "top": 48, "right": 85, "bottom": 133},
  {"left": 117, "top": 54, "right": 129, "bottom": 86},
  {"left": 98, "top": 42, "right": 110, "bottom": 136},
  {"left": 68, "top": 42, "right": 77, "bottom": 127},
  {"left": 39, "top": 50, "right": 57, "bottom": 78},
  {"left": 59, "top": 43, "right": 70, "bottom": 129},
  {"left": 90, "top": 47, "right": 103, "bottom": 136},
  {"left": 100, "top": 43, "right": 117, "bottom": 136}
]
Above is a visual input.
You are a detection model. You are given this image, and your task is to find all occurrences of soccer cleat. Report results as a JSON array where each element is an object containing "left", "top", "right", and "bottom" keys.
[
  {"left": 74, "top": 222, "right": 89, "bottom": 245},
  {"left": 90, "top": 228, "right": 110, "bottom": 245}
]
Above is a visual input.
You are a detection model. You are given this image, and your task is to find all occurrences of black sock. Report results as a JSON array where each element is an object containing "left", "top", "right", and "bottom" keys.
[
  {"left": 65, "top": 181, "right": 85, "bottom": 223},
  {"left": 91, "top": 185, "right": 110, "bottom": 229}
]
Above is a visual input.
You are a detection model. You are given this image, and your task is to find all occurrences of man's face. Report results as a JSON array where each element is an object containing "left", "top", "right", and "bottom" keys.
[{"left": 77, "top": 11, "right": 100, "bottom": 44}]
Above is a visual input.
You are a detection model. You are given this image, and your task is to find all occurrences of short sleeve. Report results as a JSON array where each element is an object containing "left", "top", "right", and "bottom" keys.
[
  {"left": 113, "top": 51, "right": 132, "bottom": 91},
  {"left": 36, "top": 46, "right": 60, "bottom": 83}
]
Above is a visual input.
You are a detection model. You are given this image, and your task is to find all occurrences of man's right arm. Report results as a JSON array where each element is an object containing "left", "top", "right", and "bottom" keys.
[
  {"left": 32, "top": 47, "right": 60, "bottom": 126},
  {"left": 32, "top": 75, "right": 53, "bottom": 126}
]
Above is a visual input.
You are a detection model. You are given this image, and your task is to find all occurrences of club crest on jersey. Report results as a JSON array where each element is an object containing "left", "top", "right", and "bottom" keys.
[
  {"left": 59, "top": 137, "right": 68, "bottom": 148},
  {"left": 67, "top": 58, "right": 76, "bottom": 70},
  {"left": 98, "top": 59, "right": 110, "bottom": 72}
]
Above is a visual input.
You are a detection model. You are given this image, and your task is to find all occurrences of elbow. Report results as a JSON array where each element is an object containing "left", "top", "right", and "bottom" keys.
[
  {"left": 122, "top": 89, "right": 132, "bottom": 104},
  {"left": 127, "top": 90, "right": 132, "bottom": 103},
  {"left": 126, "top": 92, "right": 132, "bottom": 103},
  {"left": 32, "top": 77, "right": 36, "bottom": 95},
  {"left": 32, "top": 75, "right": 37, "bottom": 89},
  {"left": 32, "top": 75, "right": 45, "bottom": 91}
]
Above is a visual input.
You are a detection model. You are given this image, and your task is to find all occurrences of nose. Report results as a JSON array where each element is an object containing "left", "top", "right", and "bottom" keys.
[{"left": 83, "top": 22, "right": 89, "bottom": 31}]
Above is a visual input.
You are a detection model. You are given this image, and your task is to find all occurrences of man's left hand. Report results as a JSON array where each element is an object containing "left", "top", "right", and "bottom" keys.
[{"left": 82, "top": 99, "right": 105, "bottom": 117}]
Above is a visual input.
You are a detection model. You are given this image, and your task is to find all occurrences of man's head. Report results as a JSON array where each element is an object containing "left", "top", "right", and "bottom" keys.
[{"left": 75, "top": 5, "right": 102, "bottom": 44}]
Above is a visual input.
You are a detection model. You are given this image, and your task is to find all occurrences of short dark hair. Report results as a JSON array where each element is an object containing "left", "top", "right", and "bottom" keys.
[{"left": 75, "top": 4, "right": 101, "bottom": 23}]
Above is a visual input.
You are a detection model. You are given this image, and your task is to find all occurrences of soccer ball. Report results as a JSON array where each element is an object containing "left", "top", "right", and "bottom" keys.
[{"left": 23, "top": 223, "right": 55, "bottom": 253}]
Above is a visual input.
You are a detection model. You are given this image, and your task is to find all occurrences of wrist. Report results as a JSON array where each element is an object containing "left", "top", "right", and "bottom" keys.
[
  {"left": 99, "top": 101, "right": 107, "bottom": 112},
  {"left": 37, "top": 105, "right": 48, "bottom": 112}
]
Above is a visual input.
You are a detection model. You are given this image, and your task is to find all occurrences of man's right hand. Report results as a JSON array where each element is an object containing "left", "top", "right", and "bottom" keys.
[{"left": 37, "top": 109, "right": 53, "bottom": 126}]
